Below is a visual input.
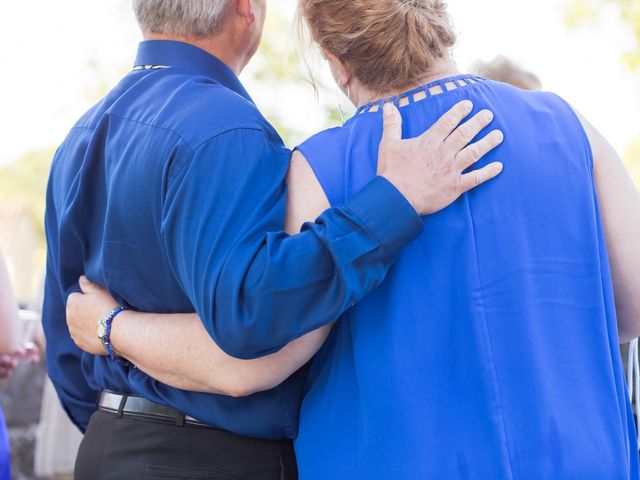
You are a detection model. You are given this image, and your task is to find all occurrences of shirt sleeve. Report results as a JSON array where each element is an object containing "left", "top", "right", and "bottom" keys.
[
  {"left": 42, "top": 182, "right": 99, "bottom": 432},
  {"left": 161, "top": 128, "right": 423, "bottom": 360}
]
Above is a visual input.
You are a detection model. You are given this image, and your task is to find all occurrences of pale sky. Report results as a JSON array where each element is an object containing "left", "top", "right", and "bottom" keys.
[{"left": 0, "top": 0, "right": 638, "bottom": 166}]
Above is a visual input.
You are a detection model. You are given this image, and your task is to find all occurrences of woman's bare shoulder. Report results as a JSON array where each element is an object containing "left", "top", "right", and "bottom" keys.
[{"left": 284, "top": 150, "right": 331, "bottom": 235}]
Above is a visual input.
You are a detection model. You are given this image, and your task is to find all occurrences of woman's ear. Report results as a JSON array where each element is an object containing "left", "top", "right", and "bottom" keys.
[{"left": 323, "top": 50, "right": 351, "bottom": 89}]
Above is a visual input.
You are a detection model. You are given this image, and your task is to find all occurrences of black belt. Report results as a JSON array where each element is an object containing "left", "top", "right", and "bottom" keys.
[{"left": 98, "top": 390, "right": 210, "bottom": 428}]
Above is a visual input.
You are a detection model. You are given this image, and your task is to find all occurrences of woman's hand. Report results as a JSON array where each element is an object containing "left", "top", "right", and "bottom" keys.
[
  {"left": 0, "top": 354, "right": 17, "bottom": 379},
  {"left": 0, "top": 345, "right": 40, "bottom": 379},
  {"left": 66, "top": 276, "right": 120, "bottom": 356}
]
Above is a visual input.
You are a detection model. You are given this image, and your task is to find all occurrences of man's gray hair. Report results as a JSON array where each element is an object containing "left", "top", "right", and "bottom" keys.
[{"left": 132, "top": 0, "right": 231, "bottom": 38}]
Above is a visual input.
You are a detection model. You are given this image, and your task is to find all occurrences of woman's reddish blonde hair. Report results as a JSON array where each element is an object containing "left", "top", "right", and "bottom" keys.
[{"left": 297, "top": 0, "right": 456, "bottom": 94}]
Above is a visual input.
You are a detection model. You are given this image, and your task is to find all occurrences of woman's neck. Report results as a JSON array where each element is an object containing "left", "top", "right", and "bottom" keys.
[{"left": 350, "top": 62, "right": 460, "bottom": 108}]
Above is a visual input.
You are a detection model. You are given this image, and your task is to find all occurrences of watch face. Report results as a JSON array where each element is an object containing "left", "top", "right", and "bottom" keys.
[{"left": 97, "top": 323, "right": 107, "bottom": 339}]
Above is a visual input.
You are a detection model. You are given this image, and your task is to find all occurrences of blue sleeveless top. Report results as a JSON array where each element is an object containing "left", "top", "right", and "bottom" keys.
[
  {"left": 294, "top": 75, "right": 639, "bottom": 480},
  {"left": 0, "top": 407, "right": 10, "bottom": 480}
]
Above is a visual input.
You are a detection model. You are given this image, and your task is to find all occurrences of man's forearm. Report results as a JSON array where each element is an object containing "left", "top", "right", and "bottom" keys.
[{"left": 200, "top": 178, "right": 423, "bottom": 361}]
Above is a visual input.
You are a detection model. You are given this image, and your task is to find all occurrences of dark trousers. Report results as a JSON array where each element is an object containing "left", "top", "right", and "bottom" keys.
[{"left": 75, "top": 410, "right": 298, "bottom": 480}]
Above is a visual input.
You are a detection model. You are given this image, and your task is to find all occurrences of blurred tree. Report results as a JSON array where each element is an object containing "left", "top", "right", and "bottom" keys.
[
  {"left": 624, "top": 139, "right": 640, "bottom": 177},
  {"left": 565, "top": 0, "right": 640, "bottom": 70},
  {"left": 565, "top": 0, "right": 640, "bottom": 176},
  {"left": 0, "top": 148, "right": 53, "bottom": 268},
  {"left": 0, "top": 149, "right": 52, "bottom": 238}
]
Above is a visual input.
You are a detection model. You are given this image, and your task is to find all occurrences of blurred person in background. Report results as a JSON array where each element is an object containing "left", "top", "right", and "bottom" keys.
[
  {"left": 21, "top": 272, "right": 83, "bottom": 480},
  {"left": 0, "top": 249, "right": 21, "bottom": 480},
  {"left": 474, "top": 55, "right": 542, "bottom": 91},
  {"left": 68, "top": 0, "right": 640, "bottom": 478},
  {"left": 42, "top": 0, "right": 502, "bottom": 478}
]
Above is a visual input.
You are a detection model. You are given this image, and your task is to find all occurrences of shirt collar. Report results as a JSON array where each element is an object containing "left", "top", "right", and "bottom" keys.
[{"left": 133, "top": 40, "right": 254, "bottom": 104}]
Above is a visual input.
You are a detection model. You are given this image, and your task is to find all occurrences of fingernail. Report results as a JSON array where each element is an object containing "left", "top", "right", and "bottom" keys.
[
  {"left": 493, "top": 130, "right": 504, "bottom": 145},
  {"left": 383, "top": 103, "right": 394, "bottom": 118},
  {"left": 461, "top": 100, "right": 473, "bottom": 112},
  {"left": 482, "top": 110, "right": 494, "bottom": 122}
]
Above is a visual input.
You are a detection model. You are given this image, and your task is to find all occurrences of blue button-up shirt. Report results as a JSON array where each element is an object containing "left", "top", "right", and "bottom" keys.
[{"left": 43, "top": 40, "right": 423, "bottom": 439}]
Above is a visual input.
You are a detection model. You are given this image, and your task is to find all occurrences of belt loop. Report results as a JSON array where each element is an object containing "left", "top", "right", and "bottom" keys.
[
  {"left": 176, "top": 413, "right": 185, "bottom": 427},
  {"left": 117, "top": 394, "right": 127, "bottom": 418}
]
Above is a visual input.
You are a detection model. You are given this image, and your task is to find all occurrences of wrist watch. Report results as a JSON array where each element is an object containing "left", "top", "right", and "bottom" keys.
[{"left": 97, "top": 306, "right": 125, "bottom": 360}]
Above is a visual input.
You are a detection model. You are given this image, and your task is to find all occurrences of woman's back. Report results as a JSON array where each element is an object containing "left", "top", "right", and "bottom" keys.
[{"left": 294, "top": 75, "right": 638, "bottom": 479}]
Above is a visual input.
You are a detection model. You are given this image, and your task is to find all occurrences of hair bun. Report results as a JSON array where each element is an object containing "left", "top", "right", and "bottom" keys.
[{"left": 299, "top": 0, "right": 456, "bottom": 93}]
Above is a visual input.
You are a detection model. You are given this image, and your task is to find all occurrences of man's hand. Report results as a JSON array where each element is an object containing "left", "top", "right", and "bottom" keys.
[
  {"left": 378, "top": 101, "right": 504, "bottom": 215},
  {"left": 67, "top": 276, "right": 120, "bottom": 356}
]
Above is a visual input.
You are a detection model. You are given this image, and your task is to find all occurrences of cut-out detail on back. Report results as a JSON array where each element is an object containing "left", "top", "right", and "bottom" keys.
[{"left": 355, "top": 75, "right": 485, "bottom": 116}]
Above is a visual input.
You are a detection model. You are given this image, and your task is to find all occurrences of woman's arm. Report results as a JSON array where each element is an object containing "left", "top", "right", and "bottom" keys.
[
  {"left": 113, "top": 311, "right": 330, "bottom": 397},
  {"left": 67, "top": 150, "right": 333, "bottom": 396},
  {"left": 577, "top": 112, "right": 640, "bottom": 343},
  {"left": 0, "top": 250, "right": 20, "bottom": 354}
]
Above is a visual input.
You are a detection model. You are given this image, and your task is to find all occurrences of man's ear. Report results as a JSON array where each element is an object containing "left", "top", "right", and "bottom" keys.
[
  {"left": 324, "top": 50, "right": 351, "bottom": 88},
  {"left": 236, "top": 0, "right": 257, "bottom": 25}
]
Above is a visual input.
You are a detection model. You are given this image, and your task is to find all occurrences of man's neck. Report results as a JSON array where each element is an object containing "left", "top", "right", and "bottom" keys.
[{"left": 143, "top": 33, "right": 245, "bottom": 76}]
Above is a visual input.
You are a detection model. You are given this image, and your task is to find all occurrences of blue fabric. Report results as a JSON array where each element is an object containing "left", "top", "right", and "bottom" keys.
[
  {"left": 42, "top": 40, "right": 423, "bottom": 437},
  {"left": 295, "top": 75, "right": 639, "bottom": 479},
  {"left": 0, "top": 408, "right": 9, "bottom": 480}
]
